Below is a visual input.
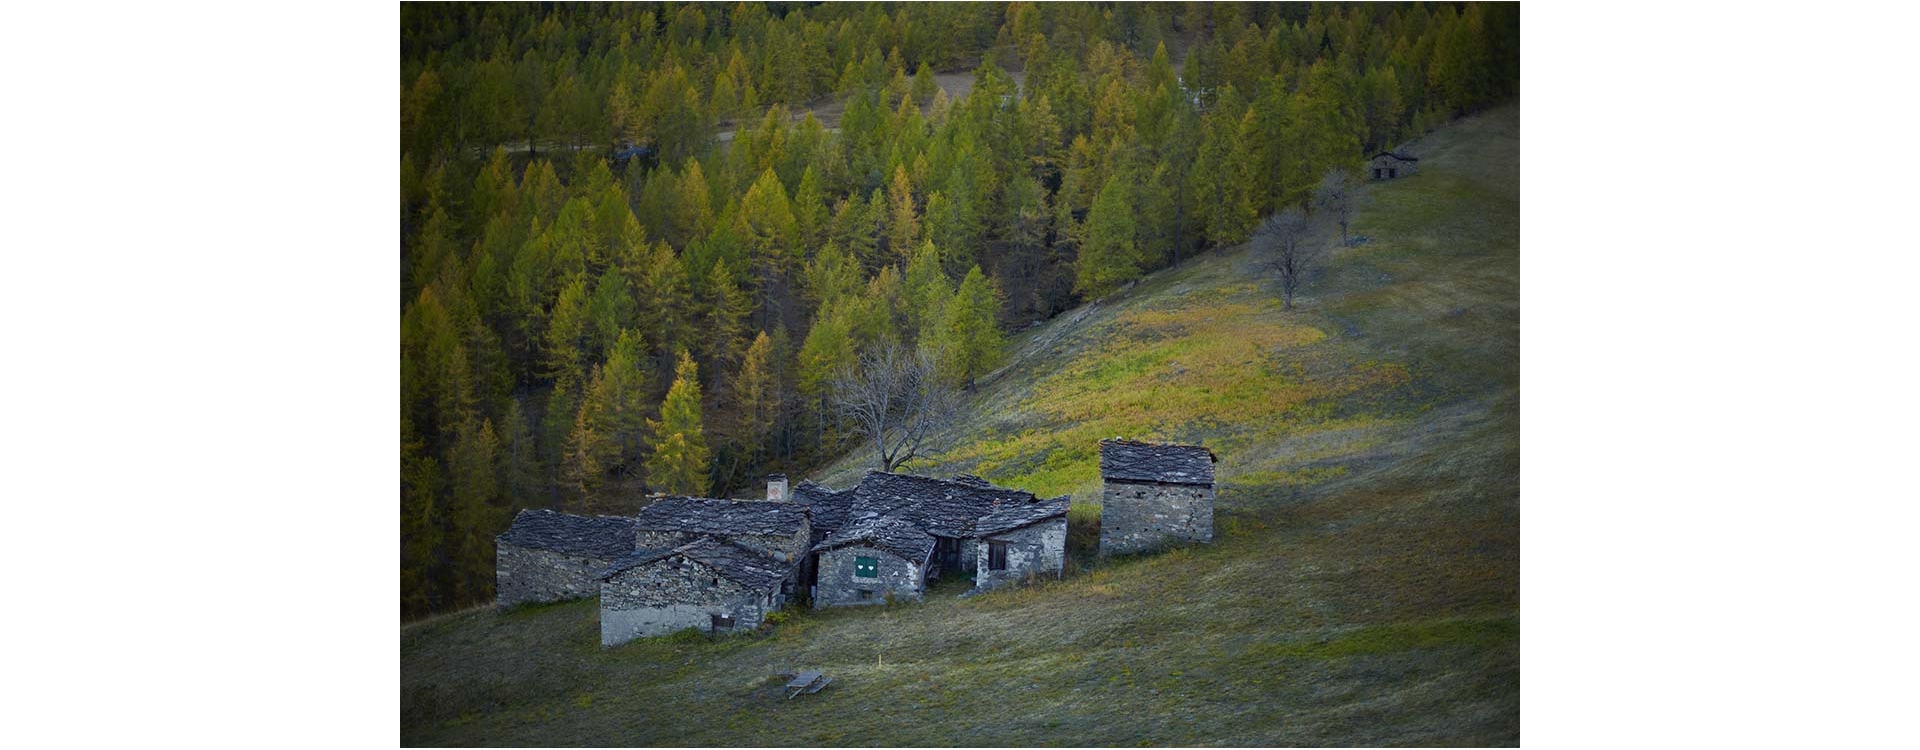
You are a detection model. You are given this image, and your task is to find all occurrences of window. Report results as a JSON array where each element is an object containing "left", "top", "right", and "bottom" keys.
[
  {"left": 988, "top": 541, "right": 1009, "bottom": 571},
  {"left": 856, "top": 589, "right": 874, "bottom": 601},
  {"left": 854, "top": 556, "right": 878, "bottom": 578},
  {"left": 711, "top": 614, "right": 735, "bottom": 631},
  {"left": 1374, "top": 168, "right": 1382, "bottom": 179},
  {"left": 1388, "top": 168, "right": 1397, "bottom": 178}
]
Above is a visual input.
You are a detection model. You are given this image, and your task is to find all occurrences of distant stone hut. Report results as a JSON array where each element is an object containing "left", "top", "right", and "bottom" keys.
[
  {"left": 1097, "top": 439, "right": 1218, "bottom": 556},
  {"left": 972, "top": 496, "right": 1071, "bottom": 591},
  {"left": 495, "top": 509, "right": 637, "bottom": 607},
  {"left": 597, "top": 537, "right": 791, "bottom": 647},
  {"left": 811, "top": 514, "right": 937, "bottom": 607},
  {"left": 1369, "top": 151, "right": 1419, "bottom": 180}
]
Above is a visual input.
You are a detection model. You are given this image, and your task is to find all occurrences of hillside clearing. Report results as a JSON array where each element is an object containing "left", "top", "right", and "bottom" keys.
[{"left": 403, "top": 102, "right": 1520, "bottom": 747}]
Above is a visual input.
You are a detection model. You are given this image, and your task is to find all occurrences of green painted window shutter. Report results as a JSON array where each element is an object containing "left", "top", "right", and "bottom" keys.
[{"left": 855, "top": 556, "right": 878, "bottom": 578}]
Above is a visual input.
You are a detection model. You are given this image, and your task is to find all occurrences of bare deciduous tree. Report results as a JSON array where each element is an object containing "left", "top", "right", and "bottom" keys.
[
  {"left": 1314, "top": 169, "right": 1363, "bottom": 247},
  {"left": 829, "top": 341, "right": 959, "bottom": 472},
  {"left": 1255, "top": 207, "right": 1318, "bottom": 311}
]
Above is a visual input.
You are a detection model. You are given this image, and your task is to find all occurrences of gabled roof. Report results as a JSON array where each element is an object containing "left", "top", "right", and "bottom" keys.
[
  {"left": 1370, "top": 151, "right": 1419, "bottom": 161},
  {"left": 790, "top": 480, "right": 853, "bottom": 533},
  {"left": 599, "top": 536, "right": 788, "bottom": 592},
  {"left": 811, "top": 513, "right": 936, "bottom": 564},
  {"left": 1099, "top": 438, "right": 1218, "bottom": 486},
  {"left": 975, "top": 496, "right": 1072, "bottom": 537},
  {"left": 633, "top": 496, "right": 809, "bottom": 537},
  {"left": 851, "top": 471, "right": 1037, "bottom": 537},
  {"left": 496, "top": 509, "right": 636, "bottom": 559}
]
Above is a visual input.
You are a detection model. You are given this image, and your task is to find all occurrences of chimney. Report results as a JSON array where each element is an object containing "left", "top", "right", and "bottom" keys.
[{"left": 766, "top": 474, "right": 789, "bottom": 501}]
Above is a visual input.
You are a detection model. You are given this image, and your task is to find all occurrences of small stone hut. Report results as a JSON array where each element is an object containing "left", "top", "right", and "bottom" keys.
[
  {"left": 810, "top": 514, "right": 936, "bottom": 607},
  {"left": 597, "top": 537, "right": 790, "bottom": 647},
  {"left": 1098, "top": 438, "right": 1218, "bottom": 556},
  {"left": 971, "top": 496, "right": 1071, "bottom": 591},
  {"left": 495, "top": 509, "right": 637, "bottom": 607},
  {"left": 1369, "top": 151, "right": 1419, "bottom": 180}
]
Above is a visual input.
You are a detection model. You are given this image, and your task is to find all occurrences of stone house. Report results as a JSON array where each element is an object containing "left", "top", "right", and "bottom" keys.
[
  {"left": 1369, "top": 151, "right": 1419, "bottom": 180},
  {"left": 810, "top": 514, "right": 936, "bottom": 607},
  {"left": 1098, "top": 438, "right": 1217, "bottom": 556},
  {"left": 848, "top": 471, "right": 1038, "bottom": 579},
  {"left": 790, "top": 479, "right": 852, "bottom": 596},
  {"left": 630, "top": 496, "right": 810, "bottom": 591},
  {"left": 495, "top": 509, "right": 637, "bottom": 607},
  {"left": 597, "top": 536, "right": 790, "bottom": 647},
  {"left": 807, "top": 471, "right": 1068, "bottom": 605},
  {"left": 972, "top": 496, "right": 1071, "bottom": 591}
]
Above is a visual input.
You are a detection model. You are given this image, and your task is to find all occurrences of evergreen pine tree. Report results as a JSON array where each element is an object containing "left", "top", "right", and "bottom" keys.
[
  {"left": 885, "top": 165, "right": 920, "bottom": 266},
  {"left": 646, "top": 351, "right": 712, "bottom": 496},
  {"left": 1076, "top": 173, "right": 1142, "bottom": 299},
  {"left": 941, "top": 265, "right": 1005, "bottom": 389}
]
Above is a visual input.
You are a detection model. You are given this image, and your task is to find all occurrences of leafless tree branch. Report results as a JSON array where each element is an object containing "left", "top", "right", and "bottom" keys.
[
  {"left": 829, "top": 340, "right": 959, "bottom": 472},
  {"left": 1255, "top": 207, "right": 1319, "bottom": 311}
]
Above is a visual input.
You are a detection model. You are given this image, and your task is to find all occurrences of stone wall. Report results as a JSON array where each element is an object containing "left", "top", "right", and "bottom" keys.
[
  {"left": 599, "top": 556, "right": 780, "bottom": 647},
  {"left": 814, "top": 544, "right": 923, "bottom": 608},
  {"left": 1099, "top": 480, "right": 1214, "bottom": 555},
  {"left": 496, "top": 545, "right": 617, "bottom": 607},
  {"left": 974, "top": 518, "right": 1068, "bottom": 591}
]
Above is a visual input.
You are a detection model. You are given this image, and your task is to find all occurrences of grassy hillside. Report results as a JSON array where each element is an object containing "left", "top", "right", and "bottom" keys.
[{"left": 401, "top": 103, "right": 1519, "bottom": 747}]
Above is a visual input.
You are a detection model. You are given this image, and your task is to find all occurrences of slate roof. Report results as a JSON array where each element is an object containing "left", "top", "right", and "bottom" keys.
[
  {"left": 633, "top": 496, "right": 809, "bottom": 537},
  {"left": 790, "top": 480, "right": 853, "bottom": 534},
  {"left": 599, "top": 536, "right": 789, "bottom": 592},
  {"left": 1098, "top": 438, "right": 1218, "bottom": 486},
  {"left": 851, "top": 471, "right": 1037, "bottom": 537},
  {"left": 496, "top": 509, "right": 636, "bottom": 559},
  {"left": 974, "top": 496, "right": 1072, "bottom": 537},
  {"left": 811, "top": 513, "right": 937, "bottom": 564}
]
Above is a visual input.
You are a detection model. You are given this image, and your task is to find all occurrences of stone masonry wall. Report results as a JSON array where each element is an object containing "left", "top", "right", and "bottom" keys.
[
  {"left": 599, "top": 556, "right": 778, "bottom": 647},
  {"left": 814, "top": 544, "right": 923, "bottom": 608},
  {"left": 1099, "top": 480, "right": 1215, "bottom": 555},
  {"left": 974, "top": 518, "right": 1068, "bottom": 591},
  {"left": 496, "top": 545, "right": 616, "bottom": 607}
]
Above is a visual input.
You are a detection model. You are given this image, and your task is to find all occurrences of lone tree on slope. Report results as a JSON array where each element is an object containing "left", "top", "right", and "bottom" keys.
[
  {"left": 830, "top": 340, "right": 959, "bottom": 472},
  {"left": 1255, "top": 207, "right": 1319, "bottom": 311},
  {"left": 1314, "top": 169, "right": 1364, "bottom": 247}
]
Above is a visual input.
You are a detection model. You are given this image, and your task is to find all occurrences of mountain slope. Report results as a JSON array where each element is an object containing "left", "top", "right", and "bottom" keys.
[{"left": 402, "top": 103, "right": 1520, "bottom": 747}]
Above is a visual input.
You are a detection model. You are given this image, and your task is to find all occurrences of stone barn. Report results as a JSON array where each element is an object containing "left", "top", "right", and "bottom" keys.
[
  {"left": 849, "top": 471, "right": 1037, "bottom": 581},
  {"left": 1369, "top": 151, "right": 1419, "bottom": 180},
  {"left": 811, "top": 515, "right": 935, "bottom": 607},
  {"left": 597, "top": 537, "right": 790, "bottom": 647},
  {"left": 1097, "top": 438, "right": 1217, "bottom": 556},
  {"left": 631, "top": 496, "right": 810, "bottom": 571},
  {"left": 972, "top": 496, "right": 1071, "bottom": 591},
  {"left": 495, "top": 509, "right": 637, "bottom": 607},
  {"left": 790, "top": 479, "right": 852, "bottom": 598}
]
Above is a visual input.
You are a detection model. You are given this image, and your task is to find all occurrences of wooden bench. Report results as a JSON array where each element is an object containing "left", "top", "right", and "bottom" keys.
[{"left": 782, "top": 670, "right": 831, "bottom": 699}]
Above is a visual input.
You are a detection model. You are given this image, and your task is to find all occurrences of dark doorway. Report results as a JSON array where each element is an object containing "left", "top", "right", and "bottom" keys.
[
  {"left": 1389, "top": 168, "right": 1398, "bottom": 178},
  {"left": 934, "top": 537, "right": 963, "bottom": 572}
]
